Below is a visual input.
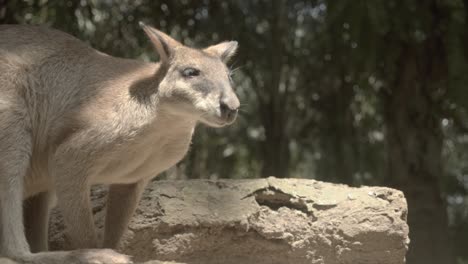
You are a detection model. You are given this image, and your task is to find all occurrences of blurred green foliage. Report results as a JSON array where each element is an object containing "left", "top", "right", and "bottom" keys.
[{"left": 2, "top": 0, "right": 468, "bottom": 263}]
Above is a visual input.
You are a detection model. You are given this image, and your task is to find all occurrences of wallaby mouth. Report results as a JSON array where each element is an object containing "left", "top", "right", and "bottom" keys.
[
  {"left": 220, "top": 102, "right": 239, "bottom": 124},
  {"left": 200, "top": 104, "right": 239, "bottom": 127},
  {"left": 202, "top": 113, "right": 238, "bottom": 127}
]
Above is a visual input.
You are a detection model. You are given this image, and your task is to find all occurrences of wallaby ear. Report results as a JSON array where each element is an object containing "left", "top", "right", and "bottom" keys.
[
  {"left": 204, "top": 41, "right": 238, "bottom": 63},
  {"left": 139, "top": 22, "right": 181, "bottom": 64}
]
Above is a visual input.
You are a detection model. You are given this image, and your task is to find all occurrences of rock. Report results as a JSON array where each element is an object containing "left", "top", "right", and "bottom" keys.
[
  {"left": 49, "top": 178, "right": 409, "bottom": 264},
  {"left": 140, "top": 261, "right": 182, "bottom": 264}
]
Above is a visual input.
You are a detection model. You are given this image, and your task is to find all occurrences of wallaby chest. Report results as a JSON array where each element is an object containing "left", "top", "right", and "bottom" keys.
[{"left": 92, "top": 120, "right": 195, "bottom": 184}]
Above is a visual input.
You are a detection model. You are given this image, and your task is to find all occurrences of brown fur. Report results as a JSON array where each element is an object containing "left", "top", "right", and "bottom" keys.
[{"left": 0, "top": 23, "right": 239, "bottom": 263}]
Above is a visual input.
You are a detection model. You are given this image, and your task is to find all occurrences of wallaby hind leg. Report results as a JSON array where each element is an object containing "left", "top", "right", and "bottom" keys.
[{"left": 24, "top": 191, "right": 54, "bottom": 253}]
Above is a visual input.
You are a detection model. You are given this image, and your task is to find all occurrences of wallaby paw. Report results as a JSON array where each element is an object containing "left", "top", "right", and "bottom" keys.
[{"left": 71, "top": 249, "right": 132, "bottom": 264}]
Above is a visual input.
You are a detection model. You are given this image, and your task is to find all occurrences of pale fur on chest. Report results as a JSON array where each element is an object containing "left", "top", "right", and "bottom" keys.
[{"left": 92, "top": 120, "right": 195, "bottom": 184}]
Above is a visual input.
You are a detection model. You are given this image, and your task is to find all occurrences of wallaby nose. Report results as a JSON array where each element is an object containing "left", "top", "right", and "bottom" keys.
[{"left": 220, "top": 98, "right": 239, "bottom": 123}]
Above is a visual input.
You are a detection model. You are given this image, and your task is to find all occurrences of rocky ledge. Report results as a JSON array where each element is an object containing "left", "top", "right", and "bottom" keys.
[{"left": 48, "top": 178, "right": 409, "bottom": 264}]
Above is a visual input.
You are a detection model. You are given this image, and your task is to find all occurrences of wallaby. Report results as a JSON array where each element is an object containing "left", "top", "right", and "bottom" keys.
[{"left": 0, "top": 22, "right": 239, "bottom": 264}]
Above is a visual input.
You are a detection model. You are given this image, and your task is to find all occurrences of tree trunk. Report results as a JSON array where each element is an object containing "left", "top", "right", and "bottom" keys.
[
  {"left": 261, "top": 128, "right": 290, "bottom": 178},
  {"left": 383, "top": 48, "right": 454, "bottom": 264},
  {"left": 259, "top": 0, "right": 290, "bottom": 178},
  {"left": 0, "top": 0, "right": 17, "bottom": 24},
  {"left": 316, "top": 76, "right": 356, "bottom": 185}
]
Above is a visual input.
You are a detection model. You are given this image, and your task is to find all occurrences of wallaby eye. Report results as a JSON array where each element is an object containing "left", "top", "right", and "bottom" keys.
[{"left": 181, "top": 67, "right": 200, "bottom": 78}]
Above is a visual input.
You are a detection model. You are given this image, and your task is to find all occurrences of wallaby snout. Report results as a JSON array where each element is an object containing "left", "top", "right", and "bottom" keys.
[{"left": 220, "top": 94, "right": 240, "bottom": 124}]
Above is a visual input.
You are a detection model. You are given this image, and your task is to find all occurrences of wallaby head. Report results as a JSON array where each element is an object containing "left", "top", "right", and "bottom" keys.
[{"left": 140, "top": 22, "right": 240, "bottom": 127}]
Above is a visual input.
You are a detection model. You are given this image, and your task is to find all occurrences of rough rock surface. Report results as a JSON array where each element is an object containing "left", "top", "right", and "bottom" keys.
[{"left": 49, "top": 178, "right": 409, "bottom": 264}]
